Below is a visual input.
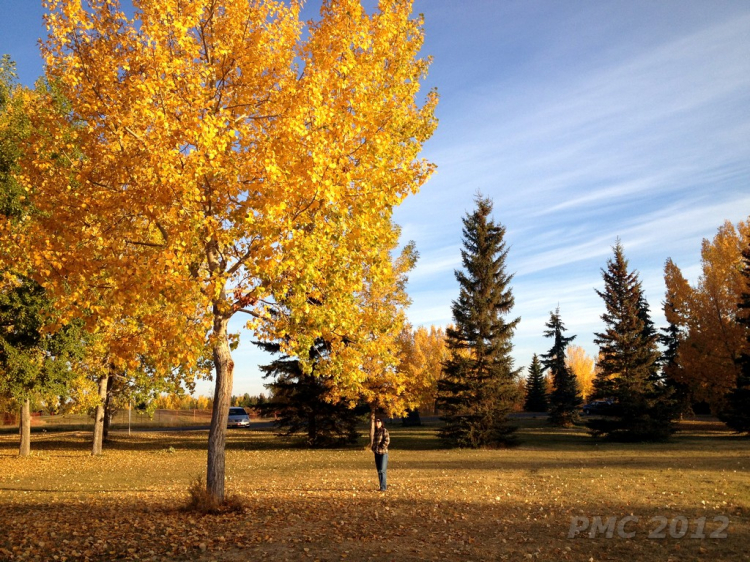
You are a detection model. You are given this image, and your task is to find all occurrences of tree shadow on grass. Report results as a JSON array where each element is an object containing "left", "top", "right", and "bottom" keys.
[
  {"left": 0, "top": 491, "right": 747, "bottom": 562},
  {"left": 0, "top": 418, "right": 744, "bottom": 458},
  {"left": 0, "top": 428, "right": 368, "bottom": 454},
  {"left": 394, "top": 451, "right": 748, "bottom": 473}
]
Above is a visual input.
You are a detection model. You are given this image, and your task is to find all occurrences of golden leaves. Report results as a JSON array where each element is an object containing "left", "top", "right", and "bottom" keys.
[
  {"left": 565, "top": 345, "right": 596, "bottom": 401},
  {"left": 10, "top": 0, "right": 437, "bottom": 422},
  {"left": 664, "top": 219, "right": 750, "bottom": 409}
]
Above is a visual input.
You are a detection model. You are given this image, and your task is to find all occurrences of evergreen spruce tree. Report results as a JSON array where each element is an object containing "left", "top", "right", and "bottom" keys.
[
  {"left": 589, "top": 242, "right": 676, "bottom": 441},
  {"left": 637, "top": 292, "right": 662, "bottom": 383},
  {"left": 524, "top": 354, "right": 548, "bottom": 413},
  {"left": 719, "top": 240, "right": 750, "bottom": 433},
  {"left": 436, "top": 196, "right": 521, "bottom": 447},
  {"left": 255, "top": 339, "right": 361, "bottom": 447},
  {"left": 542, "top": 307, "right": 582, "bottom": 426},
  {"left": 660, "top": 296, "right": 692, "bottom": 417}
]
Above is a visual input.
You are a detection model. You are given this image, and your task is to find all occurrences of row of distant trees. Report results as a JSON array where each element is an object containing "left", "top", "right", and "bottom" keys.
[
  {"left": 246, "top": 197, "right": 748, "bottom": 447},
  {"left": 450, "top": 198, "right": 750, "bottom": 447},
  {"left": 523, "top": 218, "right": 750, "bottom": 438}
]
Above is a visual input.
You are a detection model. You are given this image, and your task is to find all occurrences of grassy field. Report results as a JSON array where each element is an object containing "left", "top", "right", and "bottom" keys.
[{"left": 0, "top": 418, "right": 748, "bottom": 562}]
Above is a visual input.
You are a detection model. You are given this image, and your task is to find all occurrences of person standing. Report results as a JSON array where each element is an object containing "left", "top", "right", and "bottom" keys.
[{"left": 371, "top": 418, "right": 390, "bottom": 491}]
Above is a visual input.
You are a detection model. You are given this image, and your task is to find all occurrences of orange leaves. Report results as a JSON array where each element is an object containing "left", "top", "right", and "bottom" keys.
[
  {"left": 664, "top": 219, "right": 750, "bottom": 409},
  {"left": 565, "top": 345, "right": 596, "bottom": 401},
  {"left": 12, "top": 1, "right": 437, "bottom": 445}
]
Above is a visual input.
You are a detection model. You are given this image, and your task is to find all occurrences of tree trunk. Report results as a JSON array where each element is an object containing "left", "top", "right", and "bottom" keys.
[
  {"left": 91, "top": 373, "right": 109, "bottom": 455},
  {"left": 19, "top": 398, "right": 31, "bottom": 457},
  {"left": 308, "top": 412, "right": 317, "bottom": 446},
  {"left": 368, "top": 409, "right": 376, "bottom": 449},
  {"left": 103, "top": 374, "right": 115, "bottom": 441},
  {"left": 207, "top": 313, "right": 234, "bottom": 503}
]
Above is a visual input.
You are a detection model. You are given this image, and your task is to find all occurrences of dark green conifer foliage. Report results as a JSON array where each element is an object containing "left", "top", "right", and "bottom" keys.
[
  {"left": 542, "top": 308, "right": 582, "bottom": 426},
  {"left": 719, "top": 239, "right": 750, "bottom": 433},
  {"left": 437, "top": 196, "right": 521, "bottom": 447},
  {"left": 589, "top": 242, "right": 676, "bottom": 441},
  {"left": 660, "top": 293, "right": 692, "bottom": 416},
  {"left": 255, "top": 340, "right": 361, "bottom": 447},
  {"left": 637, "top": 292, "right": 662, "bottom": 383},
  {"left": 524, "top": 354, "right": 548, "bottom": 413}
]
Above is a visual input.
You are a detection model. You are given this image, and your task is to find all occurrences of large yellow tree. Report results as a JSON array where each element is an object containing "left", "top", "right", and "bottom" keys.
[
  {"left": 663, "top": 219, "right": 749, "bottom": 411},
  {"left": 12, "top": 0, "right": 436, "bottom": 502}
]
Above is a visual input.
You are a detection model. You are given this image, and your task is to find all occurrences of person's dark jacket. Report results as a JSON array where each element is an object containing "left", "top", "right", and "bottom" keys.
[{"left": 371, "top": 426, "right": 390, "bottom": 455}]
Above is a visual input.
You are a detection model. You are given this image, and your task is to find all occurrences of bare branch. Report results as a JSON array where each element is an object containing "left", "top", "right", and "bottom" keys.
[
  {"left": 125, "top": 240, "right": 165, "bottom": 248},
  {"left": 123, "top": 126, "right": 144, "bottom": 144},
  {"left": 154, "top": 221, "right": 169, "bottom": 244},
  {"left": 227, "top": 244, "right": 257, "bottom": 276}
]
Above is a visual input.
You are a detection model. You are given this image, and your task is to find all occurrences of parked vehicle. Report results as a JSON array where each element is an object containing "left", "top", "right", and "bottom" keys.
[
  {"left": 582, "top": 400, "right": 614, "bottom": 416},
  {"left": 227, "top": 407, "right": 251, "bottom": 428}
]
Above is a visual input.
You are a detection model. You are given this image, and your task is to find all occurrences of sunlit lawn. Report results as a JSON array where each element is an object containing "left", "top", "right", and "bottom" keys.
[{"left": 0, "top": 418, "right": 748, "bottom": 561}]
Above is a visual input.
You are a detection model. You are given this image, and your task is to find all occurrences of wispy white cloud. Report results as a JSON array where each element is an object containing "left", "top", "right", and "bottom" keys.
[
  {"left": 407, "top": 246, "right": 462, "bottom": 282},
  {"left": 419, "top": 10, "right": 750, "bottom": 219},
  {"left": 407, "top": 4, "right": 750, "bottom": 386}
]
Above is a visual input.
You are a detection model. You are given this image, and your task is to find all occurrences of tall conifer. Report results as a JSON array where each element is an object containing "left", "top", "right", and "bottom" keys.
[
  {"left": 637, "top": 292, "right": 661, "bottom": 382},
  {"left": 660, "top": 290, "right": 692, "bottom": 416},
  {"left": 524, "top": 354, "right": 548, "bottom": 413},
  {"left": 542, "top": 308, "right": 582, "bottom": 426},
  {"left": 437, "top": 196, "right": 520, "bottom": 447},
  {"left": 589, "top": 242, "right": 675, "bottom": 441}
]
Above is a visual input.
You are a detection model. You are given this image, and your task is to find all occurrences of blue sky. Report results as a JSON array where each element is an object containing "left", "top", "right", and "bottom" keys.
[{"left": 2, "top": 1, "right": 749, "bottom": 397}]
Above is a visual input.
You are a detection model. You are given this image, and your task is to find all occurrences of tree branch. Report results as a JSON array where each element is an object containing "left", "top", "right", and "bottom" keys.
[{"left": 125, "top": 240, "right": 165, "bottom": 248}]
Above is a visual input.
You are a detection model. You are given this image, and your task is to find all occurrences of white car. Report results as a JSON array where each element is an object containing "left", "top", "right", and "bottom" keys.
[{"left": 227, "top": 407, "right": 251, "bottom": 428}]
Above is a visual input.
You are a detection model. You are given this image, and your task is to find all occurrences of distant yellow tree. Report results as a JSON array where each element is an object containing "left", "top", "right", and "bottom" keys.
[
  {"left": 565, "top": 345, "right": 596, "bottom": 401},
  {"left": 397, "top": 325, "right": 448, "bottom": 413},
  {"left": 10, "top": 0, "right": 437, "bottom": 502},
  {"left": 663, "top": 219, "right": 749, "bottom": 412},
  {"left": 195, "top": 395, "right": 212, "bottom": 411},
  {"left": 351, "top": 239, "right": 431, "bottom": 443}
]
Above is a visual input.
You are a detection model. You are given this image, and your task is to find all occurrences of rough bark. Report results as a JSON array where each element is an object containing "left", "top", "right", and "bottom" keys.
[
  {"left": 103, "top": 375, "right": 114, "bottom": 441},
  {"left": 207, "top": 313, "right": 233, "bottom": 503},
  {"left": 91, "top": 373, "right": 109, "bottom": 455},
  {"left": 19, "top": 399, "right": 31, "bottom": 457},
  {"left": 368, "top": 409, "right": 376, "bottom": 449}
]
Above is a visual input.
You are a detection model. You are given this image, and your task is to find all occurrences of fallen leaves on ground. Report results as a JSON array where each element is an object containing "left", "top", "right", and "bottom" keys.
[{"left": 0, "top": 423, "right": 748, "bottom": 561}]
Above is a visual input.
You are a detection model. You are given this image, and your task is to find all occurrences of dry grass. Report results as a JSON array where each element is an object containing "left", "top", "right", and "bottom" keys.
[
  {"left": 0, "top": 418, "right": 747, "bottom": 561},
  {"left": 0, "top": 408, "right": 214, "bottom": 431}
]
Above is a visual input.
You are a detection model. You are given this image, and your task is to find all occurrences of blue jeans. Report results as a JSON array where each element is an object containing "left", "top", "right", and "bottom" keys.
[{"left": 374, "top": 453, "right": 388, "bottom": 491}]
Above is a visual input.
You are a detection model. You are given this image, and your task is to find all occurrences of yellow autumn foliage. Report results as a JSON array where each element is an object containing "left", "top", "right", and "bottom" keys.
[
  {"left": 663, "top": 219, "right": 749, "bottom": 411},
  {"left": 3, "top": 0, "right": 437, "bottom": 497},
  {"left": 565, "top": 345, "right": 596, "bottom": 401}
]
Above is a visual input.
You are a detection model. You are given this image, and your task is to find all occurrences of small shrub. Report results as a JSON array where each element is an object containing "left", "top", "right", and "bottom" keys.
[{"left": 185, "top": 475, "right": 244, "bottom": 514}]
